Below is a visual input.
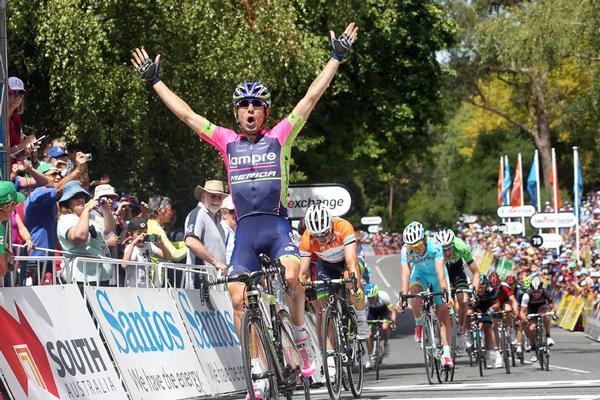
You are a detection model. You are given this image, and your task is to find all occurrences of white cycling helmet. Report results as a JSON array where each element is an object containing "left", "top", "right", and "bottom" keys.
[
  {"left": 403, "top": 221, "right": 425, "bottom": 245},
  {"left": 530, "top": 275, "right": 543, "bottom": 291},
  {"left": 433, "top": 228, "right": 455, "bottom": 247},
  {"left": 305, "top": 204, "right": 332, "bottom": 236}
]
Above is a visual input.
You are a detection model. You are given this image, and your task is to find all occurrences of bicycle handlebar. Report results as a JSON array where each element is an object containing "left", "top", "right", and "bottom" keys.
[
  {"left": 527, "top": 311, "right": 555, "bottom": 320},
  {"left": 302, "top": 272, "right": 358, "bottom": 293}
]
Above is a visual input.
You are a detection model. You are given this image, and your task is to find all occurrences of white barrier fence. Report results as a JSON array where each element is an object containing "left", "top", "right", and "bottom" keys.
[{"left": 0, "top": 256, "right": 248, "bottom": 400}]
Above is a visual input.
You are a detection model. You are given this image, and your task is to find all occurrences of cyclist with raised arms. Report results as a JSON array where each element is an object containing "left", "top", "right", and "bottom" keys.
[
  {"left": 432, "top": 228, "right": 480, "bottom": 352},
  {"left": 131, "top": 23, "right": 358, "bottom": 399},
  {"left": 399, "top": 221, "right": 454, "bottom": 369},
  {"left": 364, "top": 283, "right": 396, "bottom": 369},
  {"left": 520, "top": 275, "right": 556, "bottom": 362}
]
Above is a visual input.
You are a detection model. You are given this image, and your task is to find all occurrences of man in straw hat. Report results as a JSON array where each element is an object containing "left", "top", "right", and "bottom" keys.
[{"left": 184, "top": 180, "right": 228, "bottom": 284}]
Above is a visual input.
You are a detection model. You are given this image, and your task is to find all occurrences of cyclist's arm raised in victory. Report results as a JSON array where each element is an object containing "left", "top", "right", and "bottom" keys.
[
  {"left": 293, "top": 23, "right": 358, "bottom": 121},
  {"left": 131, "top": 48, "right": 208, "bottom": 134}
]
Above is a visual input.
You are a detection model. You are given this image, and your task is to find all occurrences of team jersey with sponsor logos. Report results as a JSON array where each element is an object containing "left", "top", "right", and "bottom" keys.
[
  {"left": 400, "top": 239, "right": 444, "bottom": 276},
  {"left": 299, "top": 217, "right": 356, "bottom": 263},
  {"left": 365, "top": 290, "right": 392, "bottom": 310},
  {"left": 444, "top": 237, "right": 473, "bottom": 272},
  {"left": 198, "top": 112, "right": 305, "bottom": 220}
]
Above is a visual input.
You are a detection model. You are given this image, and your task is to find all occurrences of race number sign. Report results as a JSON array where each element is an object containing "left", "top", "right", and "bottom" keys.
[
  {"left": 0, "top": 285, "right": 127, "bottom": 400},
  {"left": 287, "top": 184, "right": 352, "bottom": 219}
]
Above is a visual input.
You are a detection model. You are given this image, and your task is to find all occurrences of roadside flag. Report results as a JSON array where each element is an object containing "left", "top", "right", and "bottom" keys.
[
  {"left": 526, "top": 153, "right": 538, "bottom": 209},
  {"left": 549, "top": 162, "right": 563, "bottom": 210},
  {"left": 502, "top": 156, "right": 511, "bottom": 206},
  {"left": 510, "top": 156, "right": 523, "bottom": 206},
  {"left": 497, "top": 157, "right": 504, "bottom": 207}
]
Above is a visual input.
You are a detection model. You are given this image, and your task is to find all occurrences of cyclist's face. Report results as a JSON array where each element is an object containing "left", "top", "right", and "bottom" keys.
[
  {"left": 315, "top": 230, "right": 333, "bottom": 244},
  {"left": 410, "top": 240, "right": 425, "bottom": 255},
  {"left": 367, "top": 296, "right": 377, "bottom": 304},
  {"left": 532, "top": 289, "right": 543, "bottom": 298},
  {"left": 443, "top": 246, "right": 453, "bottom": 258},
  {"left": 236, "top": 101, "right": 267, "bottom": 134}
]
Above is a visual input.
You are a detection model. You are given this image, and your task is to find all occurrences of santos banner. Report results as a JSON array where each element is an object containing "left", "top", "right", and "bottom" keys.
[
  {"left": 85, "top": 287, "right": 207, "bottom": 400},
  {"left": 0, "top": 285, "right": 127, "bottom": 400},
  {"left": 170, "top": 287, "right": 245, "bottom": 394}
]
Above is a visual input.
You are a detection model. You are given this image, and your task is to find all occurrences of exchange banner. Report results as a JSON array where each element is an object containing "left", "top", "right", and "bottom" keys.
[
  {"left": 170, "top": 287, "right": 245, "bottom": 395},
  {"left": 0, "top": 285, "right": 127, "bottom": 400},
  {"left": 86, "top": 287, "right": 207, "bottom": 400}
]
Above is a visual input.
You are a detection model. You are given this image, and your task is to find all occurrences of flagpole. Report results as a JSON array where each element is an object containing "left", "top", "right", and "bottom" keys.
[
  {"left": 551, "top": 148, "right": 559, "bottom": 235},
  {"left": 534, "top": 150, "right": 541, "bottom": 234},
  {"left": 573, "top": 146, "right": 580, "bottom": 262},
  {"left": 518, "top": 153, "right": 525, "bottom": 237},
  {"left": 500, "top": 156, "right": 505, "bottom": 225}
]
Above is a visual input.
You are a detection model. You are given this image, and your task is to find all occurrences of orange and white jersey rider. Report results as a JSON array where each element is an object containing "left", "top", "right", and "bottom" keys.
[{"left": 299, "top": 217, "right": 356, "bottom": 263}]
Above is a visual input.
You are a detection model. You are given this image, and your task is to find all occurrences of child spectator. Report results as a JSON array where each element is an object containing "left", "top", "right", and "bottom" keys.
[{"left": 121, "top": 217, "right": 171, "bottom": 287}]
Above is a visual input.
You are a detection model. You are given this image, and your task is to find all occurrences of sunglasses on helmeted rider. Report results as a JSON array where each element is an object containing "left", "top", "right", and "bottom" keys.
[{"left": 236, "top": 99, "right": 264, "bottom": 108}]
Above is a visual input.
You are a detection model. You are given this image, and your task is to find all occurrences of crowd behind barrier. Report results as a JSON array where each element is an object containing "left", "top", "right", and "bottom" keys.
[
  {"left": 458, "top": 190, "right": 600, "bottom": 340},
  {"left": 357, "top": 231, "right": 402, "bottom": 255}
]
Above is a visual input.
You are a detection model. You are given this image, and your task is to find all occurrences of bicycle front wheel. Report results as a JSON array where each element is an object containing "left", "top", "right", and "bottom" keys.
[
  {"left": 346, "top": 313, "right": 364, "bottom": 398},
  {"left": 501, "top": 328, "right": 510, "bottom": 374},
  {"left": 241, "top": 311, "right": 279, "bottom": 400},
  {"left": 322, "top": 306, "right": 342, "bottom": 400},
  {"left": 539, "top": 324, "right": 550, "bottom": 371},
  {"left": 475, "top": 329, "right": 484, "bottom": 377},
  {"left": 375, "top": 331, "right": 381, "bottom": 381}
]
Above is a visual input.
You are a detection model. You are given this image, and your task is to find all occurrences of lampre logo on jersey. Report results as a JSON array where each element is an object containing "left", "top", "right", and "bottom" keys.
[{"left": 228, "top": 152, "right": 277, "bottom": 167}]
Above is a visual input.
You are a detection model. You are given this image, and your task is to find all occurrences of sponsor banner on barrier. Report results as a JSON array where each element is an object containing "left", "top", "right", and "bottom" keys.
[
  {"left": 86, "top": 287, "right": 207, "bottom": 400},
  {"left": 0, "top": 285, "right": 127, "bottom": 400},
  {"left": 560, "top": 295, "right": 586, "bottom": 331},
  {"left": 584, "top": 302, "right": 600, "bottom": 341},
  {"left": 478, "top": 251, "right": 494, "bottom": 275},
  {"left": 170, "top": 288, "right": 245, "bottom": 394},
  {"left": 555, "top": 295, "right": 572, "bottom": 327}
]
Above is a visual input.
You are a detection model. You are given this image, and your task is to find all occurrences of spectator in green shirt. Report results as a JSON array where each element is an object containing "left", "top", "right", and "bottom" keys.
[{"left": 0, "top": 181, "right": 25, "bottom": 280}]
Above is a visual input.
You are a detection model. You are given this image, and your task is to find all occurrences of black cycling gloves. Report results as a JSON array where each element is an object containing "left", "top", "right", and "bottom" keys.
[
  {"left": 136, "top": 57, "right": 161, "bottom": 86},
  {"left": 331, "top": 32, "right": 354, "bottom": 61}
]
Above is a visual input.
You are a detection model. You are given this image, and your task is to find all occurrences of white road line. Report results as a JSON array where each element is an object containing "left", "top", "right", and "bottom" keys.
[
  {"left": 374, "top": 255, "right": 397, "bottom": 291},
  {"left": 522, "top": 361, "right": 591, "bottom": 374},
  {"left": 550, "top": 365, "right": 591, "bottom": 374},
  {"left": 310, "top": 380, "right": 600, "bottom": 394}
]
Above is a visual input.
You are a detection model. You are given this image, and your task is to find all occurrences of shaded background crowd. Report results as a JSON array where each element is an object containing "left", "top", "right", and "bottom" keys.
[{"left": 4, "top": 75, "right": 238, "bottom": 288}]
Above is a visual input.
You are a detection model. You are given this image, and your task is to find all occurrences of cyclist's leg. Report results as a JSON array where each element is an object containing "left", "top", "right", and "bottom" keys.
[
  {"left": 481, "top": 314, "right": 494, "bottom": 350},
  {"left": 539, "top": 305, "right": 554, "bottom": 345},
  {"left": 228, "top": 219, "right": 263, "bottom": 338}
]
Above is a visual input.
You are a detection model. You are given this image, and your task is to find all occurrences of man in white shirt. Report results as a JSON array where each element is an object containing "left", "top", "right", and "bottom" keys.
[{"left": 220, "top": 195, "right": 236, "bottom": 267}]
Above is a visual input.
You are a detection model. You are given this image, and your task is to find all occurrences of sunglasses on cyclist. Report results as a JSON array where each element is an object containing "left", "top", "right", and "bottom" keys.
[
  {"left": 236, "top": 99, "right": 264, "bottom": 108},
  {"left": 409, "top": 240, "right": 424, "bottom": 249},
  {"left": 442, "top": 245, "right": 453, "bottom": 251},
  {"left": 313, "top": 230, "right": 331, "bottom": 239}
]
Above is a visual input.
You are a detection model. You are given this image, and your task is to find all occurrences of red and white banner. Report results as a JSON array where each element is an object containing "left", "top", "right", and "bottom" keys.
[
  {"left": 85, "top": 287, "right": 207, "bottom": 400},
  {"left": 170, "top": 287, "right": 245, "bottom": 394},
  {"left": 0, "top": 285, "right": 127, "bottom": 400}
]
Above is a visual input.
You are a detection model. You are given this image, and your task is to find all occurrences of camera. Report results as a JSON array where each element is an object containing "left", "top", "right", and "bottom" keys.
[
  {"left": 145, "top": 234, "right": 157, "bottom": 243},
  {"left": 83, "top": 153, "right": 93, "bottom": 162},
  {"left": 98, "top": 198, "right": 107, "bottom": 206}
]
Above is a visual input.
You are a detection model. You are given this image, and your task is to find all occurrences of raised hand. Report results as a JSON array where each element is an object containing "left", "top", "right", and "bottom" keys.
[
  {"left": 330, "top": 22, "right": 359, "bottom": 61},
  {"left": 131, "top": 47, "right": 161, "bottom": 86}
]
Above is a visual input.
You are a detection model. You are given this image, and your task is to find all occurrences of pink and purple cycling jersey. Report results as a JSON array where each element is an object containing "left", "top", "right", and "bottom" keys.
[{"left": 198, "top": 111, "right": 305, "bottom": 220}]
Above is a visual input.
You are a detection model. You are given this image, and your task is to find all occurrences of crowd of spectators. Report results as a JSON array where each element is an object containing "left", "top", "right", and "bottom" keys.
[
  {"left": 357, "top": 231, "right": 402, "bottom": 255},
  {"left": 0, "top": 75, "right": 239, "bottom": 289},
  {"left": 458, "top": 191, "right": 600, "bottom": 301}
]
